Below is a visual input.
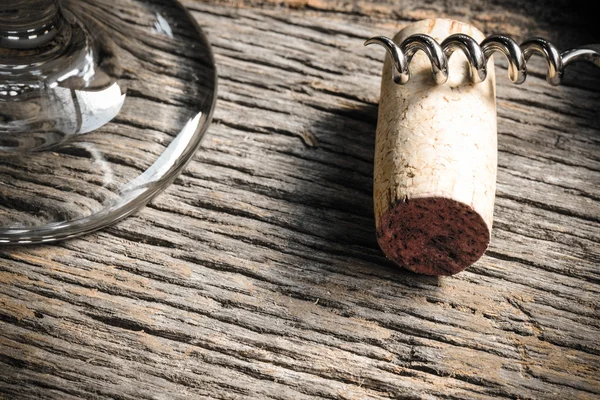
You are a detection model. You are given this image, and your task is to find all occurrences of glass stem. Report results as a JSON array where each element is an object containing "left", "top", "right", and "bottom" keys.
[{"left": 0, "top": 0, "right": 64, "bottom": 49}]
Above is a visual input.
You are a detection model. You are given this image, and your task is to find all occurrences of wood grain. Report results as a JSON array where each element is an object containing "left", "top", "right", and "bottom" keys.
[{"left": 1, "top": 0, "right": 599, "bottom": 399}]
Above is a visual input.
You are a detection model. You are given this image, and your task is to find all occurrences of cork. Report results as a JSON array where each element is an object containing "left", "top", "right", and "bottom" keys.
[{"left": 374, "top": 19, "right": 497, "bottom": 276}]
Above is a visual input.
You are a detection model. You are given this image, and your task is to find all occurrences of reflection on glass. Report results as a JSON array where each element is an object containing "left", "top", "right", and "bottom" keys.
[
  {"left": 0, "top": 0, "right": 217, "bottom": 243},
  {"left": 1, "top": 1, "right": 125, "bottom": 151}
]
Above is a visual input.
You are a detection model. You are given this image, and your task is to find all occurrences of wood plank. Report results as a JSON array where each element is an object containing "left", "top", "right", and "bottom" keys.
[{"left": 1, "top": 0, "right": 599, "bottom": 399}]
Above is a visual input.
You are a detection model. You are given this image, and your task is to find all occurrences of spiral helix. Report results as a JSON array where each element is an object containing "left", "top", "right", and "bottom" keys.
[{"left": 364, "top": 34, "right": 600, "bottom": 86}]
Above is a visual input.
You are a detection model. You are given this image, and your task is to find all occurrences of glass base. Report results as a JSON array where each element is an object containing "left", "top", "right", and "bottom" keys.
[{"left": 0, "top": 0, "right": 217, "bottom": 243}]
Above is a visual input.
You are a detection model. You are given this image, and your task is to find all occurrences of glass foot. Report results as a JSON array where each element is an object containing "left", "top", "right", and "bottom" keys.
[{"left": 0, "top": 0, "right": 217, "bottom": 243}]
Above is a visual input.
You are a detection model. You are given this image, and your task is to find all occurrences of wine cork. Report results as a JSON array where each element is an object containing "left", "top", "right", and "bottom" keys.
[{"left": 374, "top": 19, "right": 497, "bottom": 276}]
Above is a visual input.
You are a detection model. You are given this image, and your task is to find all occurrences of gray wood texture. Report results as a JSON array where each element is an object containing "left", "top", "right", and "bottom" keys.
[{"left": 1, "top": 0, "right": 599, "bottom": 398}]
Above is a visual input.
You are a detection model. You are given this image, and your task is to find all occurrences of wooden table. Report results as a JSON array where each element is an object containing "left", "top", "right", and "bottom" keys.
[{"left": 1, "top": 1, "right": 599, "bottom": 398}]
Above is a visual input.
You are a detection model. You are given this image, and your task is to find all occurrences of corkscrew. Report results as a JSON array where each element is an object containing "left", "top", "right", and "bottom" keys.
[{"left": 364, "top": 34, "right": 600, "bottom": 86}]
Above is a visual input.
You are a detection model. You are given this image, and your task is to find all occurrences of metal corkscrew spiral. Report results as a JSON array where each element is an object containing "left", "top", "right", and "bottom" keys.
[{"left": 364, "top": 34, "right": 600, "bottom": 86}]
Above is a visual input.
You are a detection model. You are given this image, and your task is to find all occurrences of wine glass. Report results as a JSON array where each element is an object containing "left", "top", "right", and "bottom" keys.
[{"left": 0, "top": 0, "right": 217, "bottom": 243}]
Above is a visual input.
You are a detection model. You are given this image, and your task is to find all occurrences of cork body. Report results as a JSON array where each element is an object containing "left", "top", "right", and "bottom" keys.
[{"left": 374, "top": 19, "right": 497, "bottom": 275}]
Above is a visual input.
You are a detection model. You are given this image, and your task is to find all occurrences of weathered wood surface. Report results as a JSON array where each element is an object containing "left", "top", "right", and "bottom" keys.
[{"left": 1, "top": 0, "right": 599, "bottom": 398}]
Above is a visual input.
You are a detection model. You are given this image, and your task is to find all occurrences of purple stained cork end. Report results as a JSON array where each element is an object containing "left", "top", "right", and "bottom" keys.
[{"left": 376, "top": 197, "right": 490, "bottom": 276}]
